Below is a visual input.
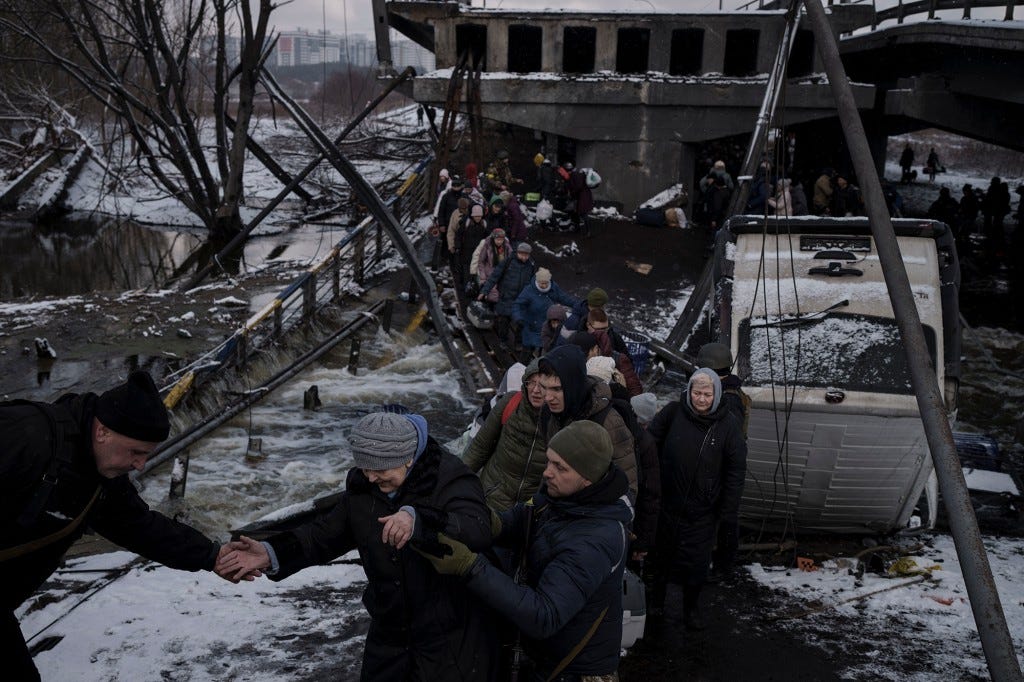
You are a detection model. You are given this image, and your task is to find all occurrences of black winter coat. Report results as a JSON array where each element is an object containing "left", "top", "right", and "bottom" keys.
[
  {"left": 266, "top": 440, "right": 496, "bottom": 681},
  {"left": 437, "top": 188, "right": 463, "bottom": 230},
  {"left": 480, "top": 255, "right": 538, "bottom": 317},
  {"left": 647, "top": 400, "right": 746, "bottom": 524},
  {"left": 1, "top": 394, "right": 219, "bottom": 679},
  {"left": 0, "top": 394, "right": 219, "bottom": 611},
  {"left": 471, "top": 469, "right": 632, "bottom": 677}
]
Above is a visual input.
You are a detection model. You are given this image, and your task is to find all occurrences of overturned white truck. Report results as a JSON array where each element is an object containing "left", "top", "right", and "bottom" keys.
[{"left": 713, "top": 216, "right": 961, "bottom": 533}]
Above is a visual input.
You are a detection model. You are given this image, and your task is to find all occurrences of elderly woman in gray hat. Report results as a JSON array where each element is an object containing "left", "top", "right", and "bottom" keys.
[{"left": 217, "top": 411, "right": 497, "bottom": 680}]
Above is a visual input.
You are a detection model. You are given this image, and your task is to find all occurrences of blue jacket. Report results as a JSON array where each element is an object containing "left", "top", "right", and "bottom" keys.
[
  {"left": 513, "top": 282, "right": 578, "bottom": 348},
  {"left": 468, "top": 468, "right": 632, "bottom": 677}
]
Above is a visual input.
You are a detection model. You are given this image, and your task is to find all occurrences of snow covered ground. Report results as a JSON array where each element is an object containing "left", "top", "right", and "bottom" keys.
[
  {"left": 21, "top": 534, "right": 1024, "bottom": 680},
  {"left": 23, "top": 551, "right": 370, "bottom": 681},
  {"left": 749, "top": 534, "right": 1024, "bottom": 680}
]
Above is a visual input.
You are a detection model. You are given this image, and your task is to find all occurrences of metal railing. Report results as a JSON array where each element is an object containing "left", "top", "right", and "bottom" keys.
[
  {"left": 161, "top": 153, "right": 436, "bottom": 410},
  {"left": 736, "top": 0, "right": 1022, "bottom": 25}
]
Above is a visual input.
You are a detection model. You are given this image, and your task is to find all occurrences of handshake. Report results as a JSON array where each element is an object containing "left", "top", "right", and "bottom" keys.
[{"left": 213, "top": 536, "right": 270, "bottom": 583}]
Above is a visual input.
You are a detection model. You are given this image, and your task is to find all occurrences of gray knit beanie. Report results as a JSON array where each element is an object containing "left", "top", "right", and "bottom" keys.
[
  {"left": 349, "top": 412, "right": 419, "bottom": 470},
  {"left": 548, "top": 420, "right": 613, "bottom": 483},
  {"left": 630, "top": 392, "right": 658, "bottom": 425}
]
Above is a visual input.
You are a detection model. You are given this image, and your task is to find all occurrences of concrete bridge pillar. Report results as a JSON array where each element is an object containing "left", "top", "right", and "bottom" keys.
[
  {"left": 577, "top": 139, "right": 696, "bottom": 214},
  {"left": 435, "top": 24, "right": 455, "bottom": 69},
  {"left": 649, "top": 25, "right": 672, "bottom": 74},
  {"left": 544, "top": 25, "right": 561, "bottom": 71},
  {"left": 595, "top": 24, "right": 617, "bottom": 71},
  {"left": 489, "top": 21, "right": 508, "bottom": 72},
  {"left": 703, "top": 26, "right": 726, "bottom": 74}
]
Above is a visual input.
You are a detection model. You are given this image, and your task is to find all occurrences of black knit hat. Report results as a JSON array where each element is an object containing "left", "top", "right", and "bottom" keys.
[
  {"left": 567, "top": 331, "right": 598, "bottom": 355},
  {"left": 95, "top": 371, "right": 170, "bottom": 442}
]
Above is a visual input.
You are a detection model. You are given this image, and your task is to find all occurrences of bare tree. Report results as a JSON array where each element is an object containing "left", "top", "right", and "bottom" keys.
[{"left": 0, "top": 0, "right": 278, "bottom": 241}]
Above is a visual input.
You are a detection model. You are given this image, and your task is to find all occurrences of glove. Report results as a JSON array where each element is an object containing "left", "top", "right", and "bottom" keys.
[
  {"left": 489, "top": 509, "right": 503, "bottom": 538},
  {"left": 414, "top": 532, "right": 479, "bottom": 577}
]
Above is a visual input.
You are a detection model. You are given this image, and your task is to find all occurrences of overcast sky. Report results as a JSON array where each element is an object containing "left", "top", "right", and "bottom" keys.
[
  {"left": 272, "top": 0, "right": 733, "bottom": 37},
  {"left": 269, "top": 0, "right": 1007, "bottom": 40}
]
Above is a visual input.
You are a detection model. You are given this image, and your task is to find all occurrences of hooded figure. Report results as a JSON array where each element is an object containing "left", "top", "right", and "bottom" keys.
[
  {"left": 541, "top": 304, "right": 568, "bottom": 353},
  {"left": 463, "top": 360, "right": 548, "bottom": 511},
  {"left": 647, "top": 368, "right": 747, "bottom": 631},
  {"left": 537, "top": 345, "right": 638, "bottom": 495}
]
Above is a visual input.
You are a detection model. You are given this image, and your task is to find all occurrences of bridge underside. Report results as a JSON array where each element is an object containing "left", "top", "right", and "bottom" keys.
[
  {"left": 842, "top": 24, "right": 1024, "bottom": 152},
  {"left": 415, "top": 75, "right": 872, "bottom": 210}
]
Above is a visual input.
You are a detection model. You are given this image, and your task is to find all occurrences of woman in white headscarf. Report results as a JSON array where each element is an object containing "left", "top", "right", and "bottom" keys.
[{"left": 646, "top": 369, "right": 747, "bottom": 631}]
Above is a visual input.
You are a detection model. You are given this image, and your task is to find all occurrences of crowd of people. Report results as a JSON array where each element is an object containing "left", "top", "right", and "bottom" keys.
[
  {"left": 4, "top": 338, "right": 749, "bottom": 680},
  {"left": 428, "top": 148, "right": 608, "bottom": 359}
]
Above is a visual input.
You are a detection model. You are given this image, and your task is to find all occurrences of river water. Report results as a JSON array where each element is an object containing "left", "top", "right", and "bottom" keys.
[
  {"left": 138, "top": 330, "right": 478, "bottom": 537},
  {"left": 2, "top": 210, "right": 1021, "bottom": 540},
  {"left": 0, "top": 216, "right": 355, "bottom": 299}
]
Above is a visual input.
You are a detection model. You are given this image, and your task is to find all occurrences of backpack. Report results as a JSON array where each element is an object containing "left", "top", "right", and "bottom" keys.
[
  {"left": 501, "top": 391, "right": 524, "bottom": 425},
  {"left": 723, "top": 387, "right": 752, "bottom": 438},
  {"left": 591, "top": 397, "right": 647, "bottom": 496},
  {"left": 592, "top": 397, "right": 643, "bottom": 455},
  {"left": 0, "top": 399, "right": 82, "bottom": 527}
]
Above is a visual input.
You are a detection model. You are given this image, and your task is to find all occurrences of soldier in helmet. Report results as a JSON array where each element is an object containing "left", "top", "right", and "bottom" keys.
[
  {"left": 486, "top": 149, "right": 519, "bottom": 196},
  {"left": 695, "top": 342, "right": 749, "bottom": 436}
]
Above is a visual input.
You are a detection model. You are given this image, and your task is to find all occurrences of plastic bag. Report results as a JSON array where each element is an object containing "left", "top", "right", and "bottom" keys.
[
  {"left": 535, "top": 199, "right": 553, "bottom": 221},
  {"left": 584, "top": 168, "right": 602, "bottom": 188}
]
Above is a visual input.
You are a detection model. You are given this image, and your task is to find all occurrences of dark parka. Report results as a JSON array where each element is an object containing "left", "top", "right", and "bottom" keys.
[
  {"left": 1, "top": 395, "right": 219, "bottom": 678},
  {"left": 462, "top": 390, "right": 547, "bottom": 512},
  {"left": 437, "top": 187, "right": 463, "bottom": 231},
  {"left": 468, "top": 469, "right": 632, "bottom": 678},
  {"left": 567, "top": 169, "right": 594, "bottom": 215},
  {"left": 647, "top": 386, "right": 747, "bottom": 586},
  {"left": 513, "top": 281, "right": 579, "bottom": 350},
  {"left": 539, "top": 345, "right": 638, "bottom": 496},
  {"left": 479, "top": 254, "right": 537, "bottom": 317},
  {"left": 264, "top": 440, "right": 496, "bottom": 681}
]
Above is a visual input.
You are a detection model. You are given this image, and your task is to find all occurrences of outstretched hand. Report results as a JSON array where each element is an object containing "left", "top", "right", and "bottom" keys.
[
  {"left": 215, "top": 536, "right": 268, "bottom": 583},
  {"left": 378, "top": 509, "right": 415, "bottom": 549},
  {"left": 413, "top": 532, "right": 479, "bottom": 577}
]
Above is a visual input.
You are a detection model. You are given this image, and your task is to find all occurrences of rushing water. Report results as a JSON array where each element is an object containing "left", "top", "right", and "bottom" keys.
[{"left": 139, "top": 330, "right": 477, "bottom": 537}]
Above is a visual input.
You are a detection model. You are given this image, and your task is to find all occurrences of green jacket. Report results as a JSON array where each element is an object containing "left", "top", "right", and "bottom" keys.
[{"left": 463, "top": 391, "right": 548, "bottom": 512}]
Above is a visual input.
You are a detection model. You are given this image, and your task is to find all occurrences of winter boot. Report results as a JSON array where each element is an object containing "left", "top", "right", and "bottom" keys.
[
  {"left": 682, "top": 585, "right": 706, "bottom": 631},
  {"left": 663, "top": 582, "right": 686, "bottom": 625}
]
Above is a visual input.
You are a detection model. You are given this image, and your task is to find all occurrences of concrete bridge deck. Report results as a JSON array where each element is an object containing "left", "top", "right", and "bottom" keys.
[{"left": 374, "top": 0, "right": 1024, "bottom": 209}]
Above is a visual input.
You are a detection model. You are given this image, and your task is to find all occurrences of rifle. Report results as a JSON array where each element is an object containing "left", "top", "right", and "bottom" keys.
[{"left": 508, "top": 501, "right": 535, "bottom": 682}]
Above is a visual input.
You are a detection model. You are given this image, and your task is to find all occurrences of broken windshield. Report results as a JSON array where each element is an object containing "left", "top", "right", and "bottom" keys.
[{"left": 737, "top": 313, "right": 937, "bottom": 395}]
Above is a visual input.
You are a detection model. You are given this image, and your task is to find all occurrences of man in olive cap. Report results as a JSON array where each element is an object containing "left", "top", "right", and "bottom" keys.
[
  {"left": 0, "top": 371, "right": 235, "bottom": 681},
  {"left": 419, "top": 420, "right": 631, "bottom": 680},
  {"left": 565, "top": 286, "right": 629, "bottom": 355}
]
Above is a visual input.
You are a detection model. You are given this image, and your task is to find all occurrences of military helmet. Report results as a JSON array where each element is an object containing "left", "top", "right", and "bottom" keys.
[
  {"left": 696, "top": 342, "right": 733, "bottom": 372},
  {"left": 496, "top": 149, "right": 510, "bottom": 160}
]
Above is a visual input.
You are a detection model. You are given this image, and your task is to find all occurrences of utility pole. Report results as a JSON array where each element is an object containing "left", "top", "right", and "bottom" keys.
[{"left": 800, "top": 1, "right": 1022, "bottom": 680}]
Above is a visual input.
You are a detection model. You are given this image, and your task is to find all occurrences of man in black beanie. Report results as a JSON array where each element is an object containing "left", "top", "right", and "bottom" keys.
[{"left": 0, "top": 371, "right": 233, "bottom": 681}]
